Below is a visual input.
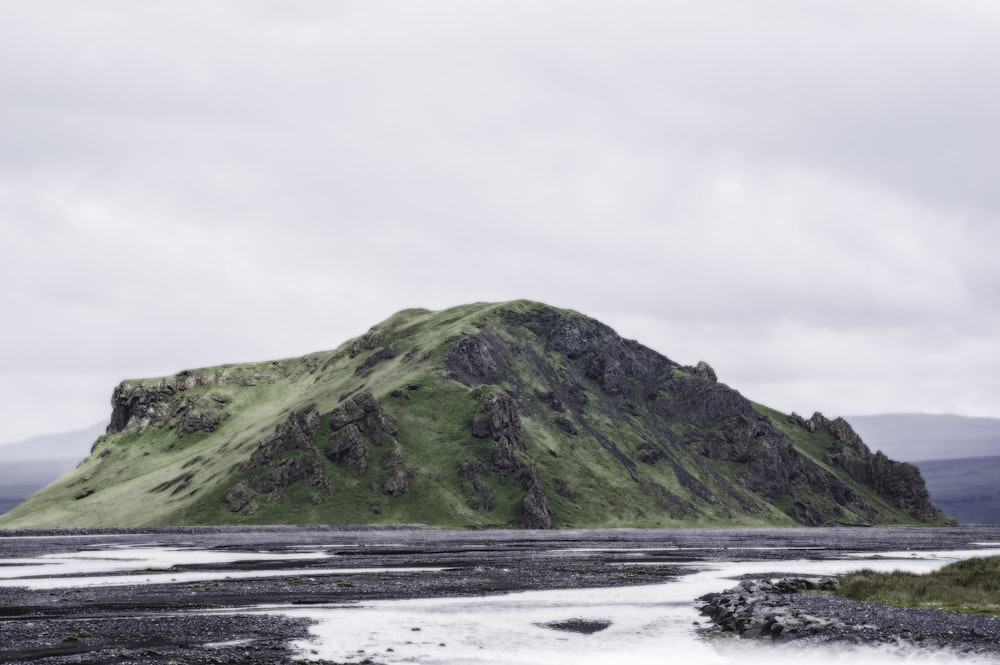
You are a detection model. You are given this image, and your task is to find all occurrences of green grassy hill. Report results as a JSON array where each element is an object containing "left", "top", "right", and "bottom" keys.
[{"left": 0, "top": 301, "right": 950, "bottom": 529}]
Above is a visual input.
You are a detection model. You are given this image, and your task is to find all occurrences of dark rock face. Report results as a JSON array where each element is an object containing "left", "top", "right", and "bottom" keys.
[
  {"left": 108, "top": 367, "right": 287, "bottom": 435},
  {"left": 465, "top": 388, "right": 551, "bottom": 528},
  {"left": 226, "top": 407, "right": 330, "bottom": 513},
  {"left": 800, "top": 413, "right": 940, "bottom": 522},
  {"left": 225, "top": 391, "right": 413, "bottom": 515},
  {"left": 444, "top": 305, "right": 943, "bottom": 526},
  {"left": 324, "top": 391, "right": 412, "bottom": 496},
  {"left": 355, "top": 346, "right": 396, "bottom": 374},
  {"left": 473, "top": 391, "right": 527, "bottom": 473},
  {"left": 521, "top": 467, "right": 552, "bottom": 529},
  {"left": 381, "top": 442, "right": 414, "bottom": 497},
  {"left": 445, "top": 335, "right": 505, "bottom": 385}
]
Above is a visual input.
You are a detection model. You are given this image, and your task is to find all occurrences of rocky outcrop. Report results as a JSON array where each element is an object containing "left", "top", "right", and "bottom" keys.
[
  {"left": 699, "top": 577, "right": 844, "bottom": 640},
  {"left": 521, "top": 468, "right": 552, "bottom": 529},
  {"left": 467, "top": 388, "right": 551, "bottom": 528},
  {"left": 355, "top": 346, "right": 396, "bottom": 375},
  {"left": 472, "top": 390, "right": 527, "bottom": 473},
  {"left": 226, "top": 407, "right": 330, "bottom": 513},
  {"left": 445, "top": 335, "right": 506, "bottom": 385},
  {"left": 108, "top": 364, "right": 294, "bottom": 435},
  {"left": 108, "top": 367, "right": 288, "bottom": 435},
  {"left": 324, "top": 392, "right": 412, "bottom": 496},
  {"left": 863, "top": 452, "right": 938, "bottom": 521},
  {"left": 381, "top": 441, "right": 414, "bottom": 497},
  {"left": 693, "top": 360, "right": 718, "bottom": 382},
  {"left": 796, "top": 412, "right": 940, "bottom": 522},
  {"left": 226, "top": 392, "right": 413, "bottom": 514},
  {"left": 443, "top": 305, "right": 945, "bottom": 527}
]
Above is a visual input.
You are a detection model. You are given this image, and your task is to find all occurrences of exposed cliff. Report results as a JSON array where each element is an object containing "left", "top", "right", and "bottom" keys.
[{"left": 0, "top": 301, "right": 950, "bottom": 528}]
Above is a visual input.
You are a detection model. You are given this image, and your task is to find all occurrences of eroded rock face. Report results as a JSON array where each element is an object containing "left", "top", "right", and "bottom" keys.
[
  {"left": 226, "top": 407, "right": 330, "bottom": 513},
  {"left": 472, "top": 391, "right": 527, "bottom": 473},
  {"left": 467, "top": 388, "right": 551, "bottom": 528},
  {"left": 109, "top": 367, "right": 288, "bottom": 435},
  {"left": 324, "top": 391, "right": 412, "bottom": 497},
  {"left": 225, "top": 392, "right": 414, "bottom": 514},
  {"left": 324, "top": 391, "right": 402, "bottom": 488},
  {"left": 381, "top": 442, "right": 414, "bottom": 497},
  {"left": 693, "top": 361, "right": 718, "bottom": 383},
  {"left": 438, "top": 307, "right": 948, "bottom": 526},
  {"left": 799, "top": 413, "right": 940, "bottom": 522},
  {"left": 521, "top": 470, "right": 553, "bottom": 529}
]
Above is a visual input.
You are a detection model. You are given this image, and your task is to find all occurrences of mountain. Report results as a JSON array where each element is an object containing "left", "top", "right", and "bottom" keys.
[
  {"left": 910, "top": 456, "right": 1000, "bottom": 524},
  {"left": 845, "top": 414, "right": 1000, "bottom": 524},
  {"left": 0, "top": 422, "right": 106, "bottom": 514},
  {"left": 0, "top": 422, "right": 106, "bottom": 462},
  {"left": 847, "top": 414, "right": 1000, "bottom": 462},
  {"left": 0, "top": 301, "right": 949, "bottom": 529}
]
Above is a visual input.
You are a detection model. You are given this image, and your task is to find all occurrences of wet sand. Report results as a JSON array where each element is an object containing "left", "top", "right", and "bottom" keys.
[{"left": 1, "top": 525, "right": 998, "bottom": 664}]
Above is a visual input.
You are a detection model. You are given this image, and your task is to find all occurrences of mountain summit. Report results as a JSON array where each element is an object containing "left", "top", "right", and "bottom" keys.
[{"left": 0, "top": 301, "right": 948, "bottom": 528}]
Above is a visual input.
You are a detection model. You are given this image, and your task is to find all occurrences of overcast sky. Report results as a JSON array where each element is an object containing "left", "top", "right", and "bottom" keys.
[{"left": 1, "top": 1, "right": 998, "bottom": 444}]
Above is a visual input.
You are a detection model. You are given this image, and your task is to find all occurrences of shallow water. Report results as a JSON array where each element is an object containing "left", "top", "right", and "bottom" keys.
[
  {"left": 276, "top": 549, "right": 1000, "bottom": 665},
  {"left": 4, "top": 527, "right": 1000, "bottom": 663}
]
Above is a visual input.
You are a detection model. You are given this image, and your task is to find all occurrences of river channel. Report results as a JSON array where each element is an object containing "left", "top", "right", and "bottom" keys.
[{"left": 2, "top": 526, "right": 999, "bottom": 664}]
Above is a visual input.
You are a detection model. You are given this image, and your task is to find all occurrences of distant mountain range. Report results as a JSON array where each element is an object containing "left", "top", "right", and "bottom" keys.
[
  {"left": 847, "top": 414, "right": 1000, "bottom": 524},
  {"left": 0, "top": 422, "right": 105, "bottom": 514},
  {"left": 0, "top": 301, "right": 945, "bottom": 529},
  {"left": 847, "top": 414, "right": 1000, "bottom": 461}
]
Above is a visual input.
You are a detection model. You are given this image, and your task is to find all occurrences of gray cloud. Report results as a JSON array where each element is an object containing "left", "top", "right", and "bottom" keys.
[{"left": 1, "top": 1, "right": 998, "bottom": 443}]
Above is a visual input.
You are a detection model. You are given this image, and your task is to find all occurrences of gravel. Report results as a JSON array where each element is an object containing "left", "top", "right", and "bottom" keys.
[{"left": 2, "top": 525, "right": 999, "bottom": 664}]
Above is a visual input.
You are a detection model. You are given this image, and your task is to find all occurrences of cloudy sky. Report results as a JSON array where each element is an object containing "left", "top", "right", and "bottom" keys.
[{"left": 1, "top": 1, "right": 998, "bottom": 444}]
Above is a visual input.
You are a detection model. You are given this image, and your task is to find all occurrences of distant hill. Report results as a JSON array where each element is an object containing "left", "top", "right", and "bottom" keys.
[
  {"left": 0, "top": 459, "right": 82, "bottom": 515},
  {"left": 0, "top": 422, "right": 105, "bottom": 462},
  {"left": 0, "top": 422, "right": 105, "bottom": 514},
  {"left": 0, "top": 301, "right": 947, "bottom": 529},
  {"left": 912, "top": 456, "right": 1000, "bottom": 524},
  {"left": 847, "top": 414, "right": 1000, "bottom": 461},
  {"left": 846, "top": 414, "right": 1000, "bottom": 524}
]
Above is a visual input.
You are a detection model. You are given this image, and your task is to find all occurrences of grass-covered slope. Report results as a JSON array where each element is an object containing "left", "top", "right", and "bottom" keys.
[{"left": 0, "top": 301, "right": 950, "bottom": 528}]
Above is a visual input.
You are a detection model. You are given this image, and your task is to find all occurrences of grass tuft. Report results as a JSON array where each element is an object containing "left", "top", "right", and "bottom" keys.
[{"left": 839, "top": 556, "right": 1000, "bottom": 615}]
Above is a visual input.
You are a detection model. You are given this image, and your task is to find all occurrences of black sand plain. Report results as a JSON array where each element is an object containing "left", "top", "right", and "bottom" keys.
[{"left": 2, "top": 525, "right": 999, "bottom": 664}]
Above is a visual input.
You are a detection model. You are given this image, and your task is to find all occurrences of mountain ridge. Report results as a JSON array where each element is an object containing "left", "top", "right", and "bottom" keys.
[
  {"left": 0, "top": 301, "right": 948, "bottom": 529},
  {"left": 847, "top": 413, "right": 1000, "bottom": 461}
]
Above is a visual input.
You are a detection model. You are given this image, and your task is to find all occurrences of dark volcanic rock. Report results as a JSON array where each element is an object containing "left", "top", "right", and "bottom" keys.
[
  {"left": 802, "top": 412, "right": 940, "bottom": 522},
  {"left": 700, "top": 573, "right": 1000, "bottom": 657},
  {"left": 467, "top": 388, "right": 552, "bottom": 528},
  {"left": 325, "top": 391, "right": 400, "bottom": 477},
  {"left": 521, "top": 468, "right": 552, "bottom": 529},
  {"left": 227, "top": 407, "right": 330, "bottom": 512},
  {"left": 355, "top": 345, "right": 397, "bottom": 374},
  {"left": 473, "top": 390, "right": 527, "bottom": 473},
  {"left": 381, "top": 442, "right": 414, "bottom": 497},
  {"left": 446, "top": 335, "right": 505, "bottom": 385},
  {"left": 541, "top": 618, "right": 612, "bottom": 634}
]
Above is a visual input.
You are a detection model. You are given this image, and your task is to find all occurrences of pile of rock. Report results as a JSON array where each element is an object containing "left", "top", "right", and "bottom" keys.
[{"left": 698, "top": 577, "right": 845, "bottom": 640}]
